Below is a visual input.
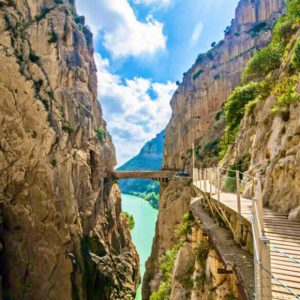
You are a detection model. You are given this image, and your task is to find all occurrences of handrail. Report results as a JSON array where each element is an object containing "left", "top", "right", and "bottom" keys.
[
  {"left": 253, "top": 200, "right": 263, "bottom": 238},
  {"left": 251, "top": 216, "right": 260, "bottom": 262},
  {"left": 193, "top": 166, "right": 300, "bottom": 299}
]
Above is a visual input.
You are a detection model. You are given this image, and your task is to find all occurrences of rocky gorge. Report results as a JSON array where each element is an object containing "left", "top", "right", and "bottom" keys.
[
  {"left": 1, "top": 0, "right": 300, "bottom": 299},
  {"left": 144, "top": 0, "right": 300, "bottom": 299},
  {"left": 0, "top": 0, "right": 139, "bottom": 299}
]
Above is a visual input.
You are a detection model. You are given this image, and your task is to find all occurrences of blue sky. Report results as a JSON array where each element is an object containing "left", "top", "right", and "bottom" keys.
[{"left": 76, "top": 0, "right": 239, "bottom": 166}]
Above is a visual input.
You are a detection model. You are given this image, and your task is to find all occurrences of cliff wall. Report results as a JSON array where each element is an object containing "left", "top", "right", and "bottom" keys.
[
  {"left": 163, "top": 0, "right": 285, "bottom": 171},
  {"left": 0, "top": 0, "right": 139, "bottom": 299}
]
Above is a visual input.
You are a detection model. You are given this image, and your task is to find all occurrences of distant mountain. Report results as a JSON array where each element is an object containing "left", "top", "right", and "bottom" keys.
[{"left": 118, "top": 130, "right": 165, "bottom": 209}]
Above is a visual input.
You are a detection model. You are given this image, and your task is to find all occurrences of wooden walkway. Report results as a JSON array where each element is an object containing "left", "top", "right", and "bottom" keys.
[{"left": 194, "top": 179, "right": 300, "bottom": 300}]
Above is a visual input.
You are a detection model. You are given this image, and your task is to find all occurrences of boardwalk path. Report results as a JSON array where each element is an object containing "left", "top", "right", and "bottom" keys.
[{"left": 194, "top": 180, "right": 300, "bottom": 300}]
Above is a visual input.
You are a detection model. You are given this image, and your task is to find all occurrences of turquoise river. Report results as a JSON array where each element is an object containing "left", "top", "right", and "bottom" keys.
[{"left": 122, "top": 194, "right": 158, "bottom": 300}]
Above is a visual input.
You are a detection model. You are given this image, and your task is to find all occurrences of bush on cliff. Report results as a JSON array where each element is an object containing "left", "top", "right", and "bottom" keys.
[
  {"left": 224, "top": 82, "right": 260, "bottom": 131},
  {"left": 292, "top": 39, "right": 300, "bottom": 71},
  {"left": 150, "top": 213, "right": 194, "bottom": 300},
  {"left": 242, "top": 45, "right": 282, "bottom": 82},
  {"left": 123, "top": 212, "right": 135, "bottom": 230}
]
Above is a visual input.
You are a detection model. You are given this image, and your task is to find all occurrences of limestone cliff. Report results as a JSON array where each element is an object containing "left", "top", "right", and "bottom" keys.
[
  {"left": 142, "top": 177, "right": 196, "bottom": 299},
  {"left": 221, "top": 0, "right": 300, "bottom": 218},
  {"left": 0, "top": 0, "right": 139, "bottom": 299},
  {"left": 163, "top": 0, "right": 285, "bottom": 171}
]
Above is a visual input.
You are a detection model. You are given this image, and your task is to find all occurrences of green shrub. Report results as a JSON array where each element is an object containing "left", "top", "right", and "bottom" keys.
[
  {"left": 195, "top": 239, "right": 209, "bottom": 267},
  {"left": 206, "top": 51, "right": 214, "bottom": 60},
  {"left": 286, "top": 0, "right": 300, "bottom": 19},
  {"left": 292, "top": 39, "right": 300, "bottom": 71},
  {"left": 271, "top": 76, "right": 300, "bottom": 114},
  {"left": 192, "top": 69, "right": 204, "bottom": 80},
  {"left": 249, "top": 22, "right": 267, "bottom": 37},
  {"left": 226, "top": 293, "right": 237, "bottom": 300},
  {"left": 214, "top": 74, "right": 221, "bottom": 80},
  {"left": 242, "top": 44, "right": 282, "bottom": 82},
  {"left": 35, "top": 7, "right": 51, "bottom": 21},
  {"left": 195, "top": 271, "right": 207, "bottom": 288},
  {"left": 54, "top": 0, "right": 63, "bottom": 4},
  {"left": 151, "top": 213, "right": 195, "bottom": 300},
  {"left": 29, "top": 51, "right": 40, "bottom": 63},
  {"left": 62, "top": 123, "right": 74, "bottom": 133},
  {"left": 123, "top": 212, "right": 135, "bottom": 230},
  {"left": 48, "top": 31, "right": 58, "bottom": 43},
  {"left": 245, "top": 98, "right": 259, "bottom": 115},
  {"left": 144, "top": 192, "right": 159, "bottom": 209},
  {"left": 175, "top": 213, "right": 194, "bottom": 237},
  {"left": 196, "top": 53, "right": 205, "bottom": 64},
  {"left": 150, "top": 281, "right": 171, "bottom": 300},
  {"left": 195, "top": 147, "right": 203, "bottom": 160},
  {"left": 224, "top": 82, "right": 259, "bottom": 131},
  {"left": 272, "top": 17, "right": 296, "bottom": 46},
  {"left": 215, "top": 110, "right": 223, "bottom": 121},
  {"left": 96, "top": 127, "right": 105, "bottom": 141}
]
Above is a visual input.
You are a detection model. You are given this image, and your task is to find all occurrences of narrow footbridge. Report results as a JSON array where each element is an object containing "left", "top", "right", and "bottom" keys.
[
  {"left": 112, "top": 170, "right": 176, "bottom": 184},
  {"left": 193, "top": 167, "right": 300, "bottom": 300}
]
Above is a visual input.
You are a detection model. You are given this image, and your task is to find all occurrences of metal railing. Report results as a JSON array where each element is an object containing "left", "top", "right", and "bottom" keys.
[{"left": 193, "top": 167, "right": 272, "bottom": 299}]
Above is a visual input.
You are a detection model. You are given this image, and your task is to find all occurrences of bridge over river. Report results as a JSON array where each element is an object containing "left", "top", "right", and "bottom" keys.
[{"left": 112, "top": 170, "right": 176, "bottom": 184}]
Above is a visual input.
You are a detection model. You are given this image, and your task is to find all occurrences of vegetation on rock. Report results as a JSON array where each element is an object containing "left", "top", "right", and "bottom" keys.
[
  {"left": 123, "top": 212, "right": 135, "bottom": 230},
  {"left": 150, "top": 213, "right": 194, "bottom": 300},
  {"left": 96, "top": 127, "right": 105, "bottom": 141},
  {"left": 219, "top": 0, "right": 300, "bottom": 161}
]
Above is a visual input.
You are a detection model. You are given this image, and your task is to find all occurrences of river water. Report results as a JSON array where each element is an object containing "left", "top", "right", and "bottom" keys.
[{"left": 122, "top": 194, "right": 158, "bottom": 300}]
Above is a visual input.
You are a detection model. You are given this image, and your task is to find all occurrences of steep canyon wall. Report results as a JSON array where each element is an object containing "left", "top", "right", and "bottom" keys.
[{"left": 0, "top": 0, "right": 139, "bottom": 299}]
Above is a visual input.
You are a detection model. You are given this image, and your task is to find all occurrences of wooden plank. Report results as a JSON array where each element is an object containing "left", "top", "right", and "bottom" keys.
[
  {"left": 272, "top": 290, "right": 299, "bottom": 300},
  {"left": 271, "top": 280, "right": 300, "bottom": 294},
  {"left": 271, "top": 267, "right": 300, "bottom": 279},
  {"left": 194, "top": 177, "right": 300, "bottom": 299}
]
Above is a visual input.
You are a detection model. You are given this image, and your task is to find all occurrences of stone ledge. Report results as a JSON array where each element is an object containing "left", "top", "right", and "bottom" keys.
[{"left": 190, "top": 197, "right": 255, "bottom": 300}]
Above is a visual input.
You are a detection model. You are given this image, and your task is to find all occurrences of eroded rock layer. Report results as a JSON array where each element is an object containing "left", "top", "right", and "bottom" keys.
[
  {"left": 0, "top": 1, "right": 139, "bottom": 299},
  {"left": 142, "top": 177, "right": 196, "bottom": 299},
  {"left": 163, "top": 0, "right": 285, "bottom": 171}
]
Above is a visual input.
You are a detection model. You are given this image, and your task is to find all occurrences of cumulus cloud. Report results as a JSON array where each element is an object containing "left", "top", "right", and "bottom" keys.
[
  {"left": 95, "top": 54, "right": 176, "bottom": 165},
  {"left": 76, "top": 0, "right": 166, "bottom": 57},
  {"left": 190, "top": 22, "right": 204, "bottom": 47}
]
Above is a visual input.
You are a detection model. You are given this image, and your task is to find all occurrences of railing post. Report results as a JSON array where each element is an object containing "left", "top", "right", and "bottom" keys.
[
  {"left": 200, "top": 169, "right": 203, "bottom": 190},
  {"left": 257, "top": 177, "right": 265, "bottom": 234},
  {"left": 204, "top": 169, "right": 207, "bottom": 193},
  {"left": 217, "top": 168, "right": 220, "bottom": 206},
  {"left": 209, "top": 168, "right": 212, "bottom": 197},
  {"left": 252, "top": 177, "right": 272, "bottom": 300},
  {"left": 236, "top": 170, "right": 241, "bottom": 214}
]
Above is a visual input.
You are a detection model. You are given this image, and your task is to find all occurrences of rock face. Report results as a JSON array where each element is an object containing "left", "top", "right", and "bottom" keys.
[
  {"left": 0, "top": 1, "right": 139, "bottom": 299},
  {"left": 142, "top": 177, "right": 196, "bottom": 299},
  {"left": 163, "top": 0, "right": 285, "bottom": 171},
  {"left": 223, "top": 83, "right": 300, "bottom": 214}
]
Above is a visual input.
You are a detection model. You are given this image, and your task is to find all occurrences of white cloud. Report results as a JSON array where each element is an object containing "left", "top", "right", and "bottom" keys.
[
  {"left": 133, "top": 0, "right": 172, "bottom": 7},
  {"left": 95, "top": 54, "right": 176, "bottom": 165},
  {"left": 76, "top": 0, "right": 166, "bottom": 57},
  {"left": 190, "top": 22, "right": 204, "bottom": 47}
]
